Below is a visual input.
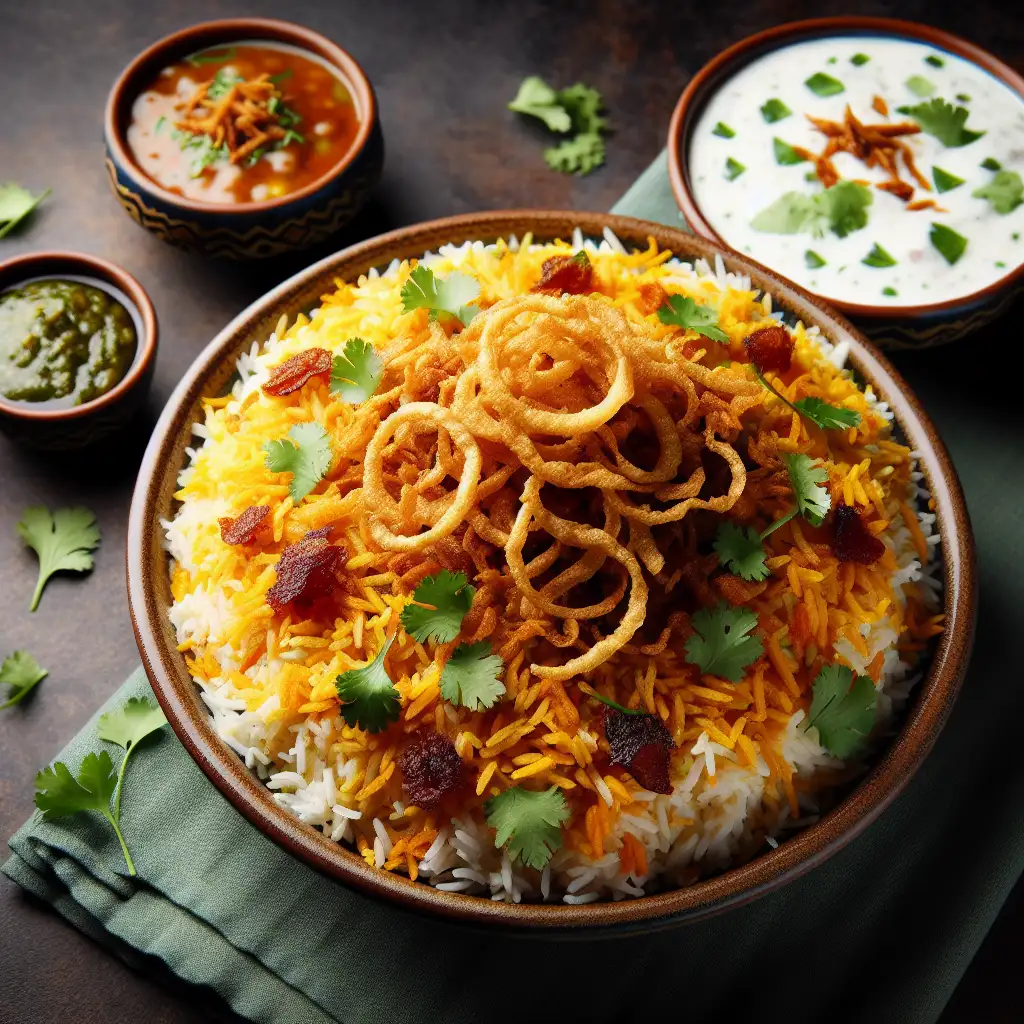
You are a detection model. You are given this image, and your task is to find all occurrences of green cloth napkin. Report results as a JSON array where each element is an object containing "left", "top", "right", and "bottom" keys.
[{"left": 6, "top": 153, "right": 1024, "bottom": 1024}]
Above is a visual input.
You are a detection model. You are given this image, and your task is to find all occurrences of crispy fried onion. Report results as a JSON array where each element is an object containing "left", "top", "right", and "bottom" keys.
[{"left": 358, "top": 293, "right": 751, "bottom": 680}]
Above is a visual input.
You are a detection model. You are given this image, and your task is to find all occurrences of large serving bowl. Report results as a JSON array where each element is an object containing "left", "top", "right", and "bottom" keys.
[
  {"left": 667, "top": 17, "right": 1024, "bottom": 349},
  {"left": 104, "top": 17, "right": 384, "bottom": 260},
  {"left": 127, "top": 210, "right": 975, "bottom": 930}
]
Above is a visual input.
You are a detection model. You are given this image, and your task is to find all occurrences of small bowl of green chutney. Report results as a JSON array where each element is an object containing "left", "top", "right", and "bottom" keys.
[{"left": 0, "top": 251, "right": 157, "bottom": 450}]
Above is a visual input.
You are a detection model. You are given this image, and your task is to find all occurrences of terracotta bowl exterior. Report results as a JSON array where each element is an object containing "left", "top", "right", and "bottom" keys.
[
  {"left": 667, "top": 16, "right": 1024, "bottom": 350},
  {"left": 104, "top": 18, "right": 384, "bottom": 260},
  {"left": 0, "top": 251, "right": 158, "bottom": 451},
  {"left": 128, "top": 210, "right": 976, "bottom": 932}
]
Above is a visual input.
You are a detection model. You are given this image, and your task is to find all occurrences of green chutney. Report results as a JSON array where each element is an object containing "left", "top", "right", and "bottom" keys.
[{"left": 0, "top": 278, "right": 137, "bottom": 407}]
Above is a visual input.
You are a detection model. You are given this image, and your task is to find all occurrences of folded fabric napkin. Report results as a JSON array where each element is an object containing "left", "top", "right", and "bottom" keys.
[{"left": 6, "top": 154, "right": 1024, "bottom": 1024}]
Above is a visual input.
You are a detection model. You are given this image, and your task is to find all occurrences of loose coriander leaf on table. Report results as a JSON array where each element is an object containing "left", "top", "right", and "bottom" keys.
[
  {"left": 972, "top": 170, "right": 1023, "bottom": 214},
  {"left": 400, "top": 570, "right": 476, "bottom": 643},
  {"left": 439, "top": 641, "right": 505, "bottom": 711},
  {"left": 97, "top": 696, "right": 167, "bottom": 822},
  {"left": 484, "top": 785, "right": 570, "bottom": 869},
  {"left": 401, "top": 265, "right": 480, "bottom": 326},
  {"left": 17, "top": 505, "right": 101, "bottom": 612},
  {"left": 264, "top": 422, "right": 332, "bottom": 503},
  {"left": 782, "top": 452, "right": 831, "bottom": 525},
  {"left": 507, "top": 76, "right": 573, "bottom": 133},
  {"left": 897, "top": 98, "right": 984, "bottom": 147},
  {"left": 330, "top": 338, "right": 383, "bottom": 403},
  {"left": 809, "top": 663, "right": 878, "bottom": 758},
  {"left": 544, "top": 131, "right": 605, "bottom": 176},
  {"left": 684, "top": 603, "right": 763, "bottom": 682},
  {"left": 657, "top": 294, "right": 729, "bottom": 342},
  {"left": 0, "top": 183, "right": 50, "bottom": 239},
  {"left": 0, "top": 651, "right": 48, "bottom": 709},
  {"left": 335, "top": 634, "right": 400, "bottom": 733},
  {"left": 713, "top": 521, "right": 769, "bottom": 582}
]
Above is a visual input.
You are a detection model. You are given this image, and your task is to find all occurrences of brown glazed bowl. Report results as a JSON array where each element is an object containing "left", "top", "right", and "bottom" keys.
[
  {"left": 0, "top": 251, "right": 158, "bottom": 451},
  {"left": 128, "top": 210, "right": 975, "bottom": 932},
  {"left": 104, "top": 18, "right": 384, "bottom": 259},
  {"left": 667, "top": 16, "right": 1024, "bottom": 350}
]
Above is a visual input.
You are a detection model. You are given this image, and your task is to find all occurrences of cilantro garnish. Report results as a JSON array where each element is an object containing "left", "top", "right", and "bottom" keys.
[
  {"left": 685, "top": 603, "right": 763, "bottom": 681},
  {"left": 582, "top": 684, "right": 649, "bottom": 716},
  {"left": 808, "top": 663, "right": 878, "bottom": 757},
  {"left": 713, "top": 521, "right": 770, "bottom": 582},
  {"left": 724, "top": 157, "right": 746, "bottom": 181},
  {"left": 905, "top": 75, "right": 935, "bottom": 98},
  {"left": 401, "top": 265, "right": 480, "bottom": 326},
  {"left": 932, "top": 166, "right": 964, "bottom": 193},
  {"left": 439, "top": 641, "right": 505, "bottom": 711},
  {"left": 17, "top": 506, "right": 101, "bottom": 612},
  {"left": 186, "top": 46, "right": 237, "bottom": 66},
  {"left": 897, "top": 98, "right": 984, "bottom": 147},
  {"left": 752, "top": 181, "right": 871, "bottom": 238},
  {"left": 805, "top": 72, "right": 845, "bottom": 97},
  {"left": 883, "top": 286, "right": 898, "bottom": 297},
  {"left": 264, "top": 422, "right": 332, "bottom": 503},
  {"left": 657, "top": 294, "right": 729, "bottom": 342},
  {"left": 773, "top": 137, "right": 807, "bottom": 166},
  {"left": 761, "top": 98, "right": 792, "bottom": 123},
  {"left": 851, "top": 53, "right": 871, "bottom": 66},
  {"left": 862, "top": 243, "right": 897, "bottom": 268},
  {"left": 484, "top": 785, "right": 570, "bottom": 869},
  {"left": 981, "top": 157, "right": 1002, "bottom": 171},
  {"left": 0, "top": 183, "right": 50, "bottom": 239},
  {"left": 0, "top": 651, "right": 48, "bottom": 709},
  {"left": 712, "top": 121, "right": 735, "bottom": 138},
  {"left": 929, "top": 223, "right": 968, "bottom": 265},
  {"left": 754, "top": 368, "right": 861, "bottom": 432},
  {"left": 330, "top": 338, "right": 383, "bottom": 403},
  {"left": 781, "top": 452, "right": 831, "bottom": 526},
  {"left": 805, "top": 250, "right": 827, "bottom": 269},
  {"left": 925, "top": 54, "right": 945, "bottom": 68},
  {"left": 401, "top": 570, "right": 476, "bottom": 644},
  {"left": 97, "top": 697, "right": 168, "bottom": 823},
  {"left": 972, "top": 170, "right": 1023, "bottom": 214},
  {"left": 335, "top": 634, "right": 400, "bottom": 733}
]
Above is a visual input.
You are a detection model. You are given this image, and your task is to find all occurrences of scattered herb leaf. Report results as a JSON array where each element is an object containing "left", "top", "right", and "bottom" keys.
[
  {"left": 981, "top": 157, "right": 1002, "bottom": 171},
  {"left": 931, "top": 166, "right": 964, "bottom": 193},
  {"left": 808, "top": 663, "right": 878, "bottom": 757},
  {"left": 439, "top": 641, "right": 505, "bottom": 711},
  {"left": 484, "top": 785, "right": 570, "bottom": 869},
  {"left": 657, "top": 294, "right": 729, "bottom": 342},
  {"left": 882, "top": 286, "right": 898, "bottom": 296},
  {"left": 712, "top": 121, "right": 735, "bottom": 138},
  {"left": 925, "top": 55, "right": 945, "bottom": 68},
  {"left": 851, "top": 53, "right": 871, "bottom": 66},
  {"left": 0, "top": 183, "right": 50, "bottom": 239},
  {"left": 805, "top": 249, "right": 827, "bottom": 269},
  {"left": 805, "top": 72, "right": 845, "bottom": 97},
  {"left": 898, "top": 98, "right": 984, "bottom": 147},
  {"left": 97, "top": 697, "right": 168, "bottom": 822},
  {"left": 714, "top": 522, "right": 770, "bottom": 582},
  {"left": 972, "top": 170, "right": 1023, "bottom": 214},
  {"left": 905, "top": 75, "right": 935, "bottom": 97},
  {"left": 862, "top": 243, "right": 897, "bottom": 268},
  {"left": 760, "top": 98, "right": 792, "bottom": 123},
  {"left": 0, "top": 651, "right": 48, "bottom": 709},
  {"left": 401, "top": 265, "right": 480, "bottom": 326},
  {"left": 544, "top": 131, "right": 605, "bottom": 176},
  {"left": 752, "top": 181, "right": 871, "bottom": 238},
  {"left": 186, "top": 46, "right": 236, "bottom": 66},
  {"left": 263, "top": 422, "right": 333, "bottom": 503},
  {"left": 17, "top": 506, "right": 101, "bottom": 612},
  {"left": 930, "top": 222, "right": 968, "bottom": 265},
  {"left": 507, "top": 76, "right": 573, "bottom": 132},
  {"left": 684, "top": 603, "right": 763, "bottom": 681},
  {"left": 773, "top": 137, "right": 807, "bottom": 165},
  {"left": 401, "top": 570, "right": 476, "bottom": 644},
  {"left": 582, "top": 684, "right": 649, "bottom": 716},
  {"left": 956, "top": 92, "right": 971, "bottom": 102},
  {"left": 781, "top": 452, "right": 831, "bottom": 526},
  {"left": 335, "top": 634, "right": 400, "bottom": 733},
  {"left": 755, "top": 367, "right": 861, "bottom": 431},
  {"left": 330, "top": 338, "right": 383, "bottom": 403},
  {"left": 724, "top": 157, "right": 746, "bottom": 181}
]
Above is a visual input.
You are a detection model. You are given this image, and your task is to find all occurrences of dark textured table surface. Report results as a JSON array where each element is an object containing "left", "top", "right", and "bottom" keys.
[{"left": 0, "top": 1, "right": 1020, "bottom": 1021}]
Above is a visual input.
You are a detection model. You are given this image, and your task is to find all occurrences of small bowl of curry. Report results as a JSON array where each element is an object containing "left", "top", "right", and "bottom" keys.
[
  {"left": 0, "top": 251, "right": 158, "bottom": 451},
  {"left": 104, "top": 18, "right": 383, "bottom": 259}
]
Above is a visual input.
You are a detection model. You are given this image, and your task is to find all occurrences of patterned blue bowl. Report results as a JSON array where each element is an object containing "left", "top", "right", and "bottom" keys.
[{"left": 103, "top": 18, "right": 384, "bottom": 260}]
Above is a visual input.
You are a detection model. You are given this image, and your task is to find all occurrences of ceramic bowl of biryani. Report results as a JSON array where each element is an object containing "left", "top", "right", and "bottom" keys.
[
  {"left": 668, "top": 17, "right": 1024, "bottom": 349},
  {"left": 128, "top": 210, "right": 974, "bottom": 930},
  {"left": 104, "top": 18, "right": 383, "bottom": 259}
]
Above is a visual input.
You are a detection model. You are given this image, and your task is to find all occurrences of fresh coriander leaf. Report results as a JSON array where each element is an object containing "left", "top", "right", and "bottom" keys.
[
  {"left": 155, "top": 115, "right": 167, "bottom": 133},
  {"left": 17, "top": 506, "right": 100, "bottom": 612},
  {"left": 35, "top": 751, "right": 136, "bottom": 874},
  {"left": 781, "top": 452, "right": 831, "bottom": 526},
  {"left": 827, "top": 57, "right": 837, "bottom": 65},
  {"left": 583, "top": 685, "right": 649, "bottom": 716},
  {"left": 263, "top": 422, "right": 333, "bottom": 503},
  {"left": 851, "top": 53, "right": 871, "bottom": 66},
  {"left": 400, "top": 570, "right": 476, "bottom": 643},
  {"left": 724, "top": 157, "right": 746, "bottom": 181},
  {"left": 752, "top": 182, "right": 871, "bottom": 239},
  {"left": 544, "top": 131, "right": 605, "bottom": 176},
  {"left": 808, "top": 663, "right": 878, "bottom": 757},
  {"left": 507, "top": 76, "right": 572, "bottom": 132},
  {"left": 269, "top": 70, "right": 293, "bottom": 84},
  {"left": 905, "top": 75, "right": 935, "bottom": 97},
  {"left": 186, "top": 46, "right": 236, "bottom": 66},
  {"left": 805, "top": 250, "right": 827, "bottom": 269},
  {"left": 753, "top": 192, "right": 815, "bottom": 233},
  {"left": 957, "top": 92, "right": 971, "bottom": 102},
  {"left": 439, "top": 641, "right": 505, "bottom": 711},
  {"left": 401, "top": 264, "right": 480, "bottom": 326},
  {"left": 925, "top": 54, "right": 945, "bottom": 68},
  {"left": 773, "top": 137, "right": 807, "bottom": 165},
  {"left": 818, "top": 180, "right": 873, "bottom": 237},
  {"left": 883, "top": 286, "right": 898, "bottom": 296},
  {"left": 484, "top": 785, "right": 570, "bottom": 869},
  {"left": 556, "top": 83, "right": 606, "bottom": 136},
  {"left": 657, "top": 294, "right": 729, "bottom": 342},
  {"left": 279, "top": 128, "right": 304, "bottom": 147},
  {"left": 761, "top": 98, "right": 792, "bottom": 123},
  {"left": 932, "top": 166, "right": 964, "bottom": 192},
  {"left": 712, "top": 121, "right": 735, "bottom": 138},
  {"left": 0, "top": 183, "right": 50, "bottom": 239},
  {"left": 793, "top": 396, "right": 861, "bottom": 430},
  {"left": 981, "top": 157, "right": 1002, "bottom": 171},
  {"left": 713, "top": 521, "right": 769, "bottom": 582},
  {"left": 684, "top": 603, "right": 763, "bottom": 681},
  {"left": 805, "top": 72, "right": 845, "bottom": 97},
  {"left": 862, "top": 243, "right": 897, "bottom": 268},
  {"left": 0, "top": 651, "right": 48, "bottom": 709},
  {"left": 206, "top": 67, "right": 243, "bottom": 99},
  {"left": 996, "top": 261, "right": 1006, "bottom": 268},
  {"left": 97, "top": 697, "right": 167, "bottom": 822},
  {"left": 805, "top": 170, "right": 819, "bottom": 182},
  {"left": 930, "top": 222, "right": 968, "bottom": 265},
  {"left": 335, "top": 634, "right": 400, "bottom": 733},
  {"left": 899, "top": 98, "right": 984, "bottom": 147},
  {"left": 330, "top": 338, "right": 383, "bottom": 403},
  {"left": 972, "top": 170, "right": 1023, "bottom": 214}
]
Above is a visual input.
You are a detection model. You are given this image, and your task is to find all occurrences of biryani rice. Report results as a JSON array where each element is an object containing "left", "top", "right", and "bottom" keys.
[{"left": 163, "top": 231, "right": 943, "bottom": 903}]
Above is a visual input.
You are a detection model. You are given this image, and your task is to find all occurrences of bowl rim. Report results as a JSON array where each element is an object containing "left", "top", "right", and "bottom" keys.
[
  {"left": 127, "top": 209, "right": 976, "bottom": 931},
  {"left": 103, "top": 16, "right": 377, "bottom": 216},
  {"left": 0, "top": 250, "right": 158, "bottom": 422},
  {"left": 666, "top": 15, "right": 1024, "bottom": 321}
]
